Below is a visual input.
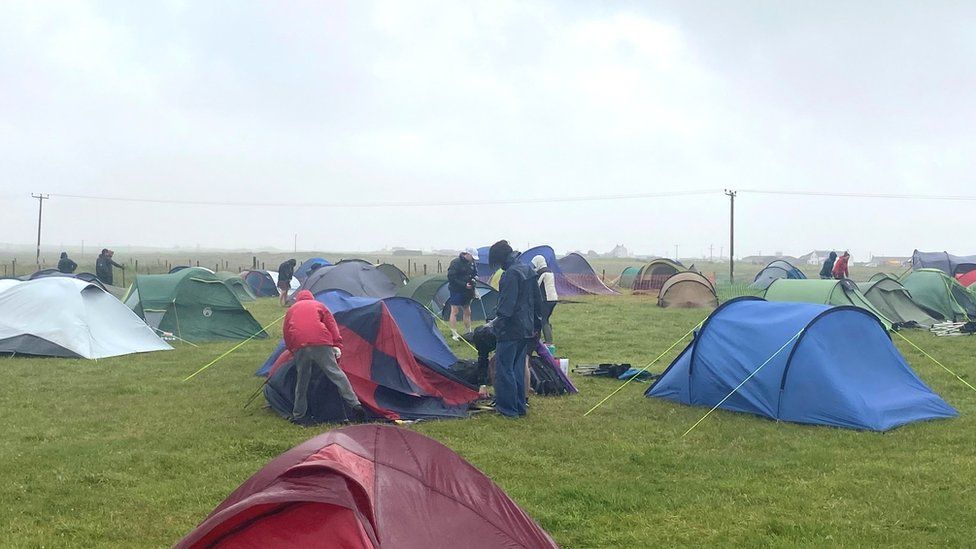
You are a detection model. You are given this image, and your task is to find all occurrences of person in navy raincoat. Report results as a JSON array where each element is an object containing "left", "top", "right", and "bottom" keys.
[{"left": 488, "top": 240, "right": 542, "bottom": 418}]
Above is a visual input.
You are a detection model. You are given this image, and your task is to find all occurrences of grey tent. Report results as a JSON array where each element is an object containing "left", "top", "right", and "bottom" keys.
[
  {"left": 555, "top": 253, "right": 616, "bottom": 295},
  {"left": 856, "top": 275, "right": 940, "bottom": 328},
  {"left": 749, "top": 260, "right": 807, "bottom": 290},
  {"left": 376, "top": 263, "right": 409, "bottom": 286},
  {"left": 912, "top": 250, "right": 976, "bottom": 276},
  {"left": 295, "top": 260, "right": 399, "bottom": 299},
  {"left": 0, "top": 277, "right": 171, "bottom": 358}
]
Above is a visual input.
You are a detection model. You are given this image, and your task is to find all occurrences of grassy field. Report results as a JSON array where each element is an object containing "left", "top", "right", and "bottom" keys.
[{"left": 2, "top": 294, "right": 974, "bottom": 547}]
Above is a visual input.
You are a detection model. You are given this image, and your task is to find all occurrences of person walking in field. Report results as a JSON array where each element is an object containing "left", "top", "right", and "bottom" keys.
[
  {"left": 95, "top": 249, "right": 124, "bottom": 285},
  {"left": 277, "top": 258, "right": 297, "bottom": 306},
  {"left": 284, "top": 290, "right": 365, "bottom": 423},
  {"left": 58, "top": 252, "right": 77, "bottom": 274},
  {"left": 531, "top": 255, "right": 558, "bottom": 345},
  {"left": 819, "top": 251, "right": 837, "bottom": 279},
  {"left": 447, "top": 251, "right": 478, "bottom": 340},
  {"left": 832, "top": 251, "right": 851, "bottom": 279},
  {"left": 488, "top": 240, "right": 542, "bottom": 418}
]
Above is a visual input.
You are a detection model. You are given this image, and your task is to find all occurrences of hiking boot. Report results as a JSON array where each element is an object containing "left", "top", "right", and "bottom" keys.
[
  {"left": 351, "top": 405, "right": 367, "bottom": 423},
  {"left": 451, "top": 330, "right": 461, "bottom": 341}
]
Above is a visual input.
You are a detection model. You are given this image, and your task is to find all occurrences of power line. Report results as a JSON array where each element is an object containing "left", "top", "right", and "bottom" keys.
[
  {"left": 739, "top": 189, "right": 976, "bottom": 201},
  {"left": 46, "top": 190, "right": 720, "bottom": 208}
]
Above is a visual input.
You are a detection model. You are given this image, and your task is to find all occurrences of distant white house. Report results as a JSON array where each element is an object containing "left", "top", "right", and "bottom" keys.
[{"left": 797, "top": 250, "right": 833, "bottom": 266}]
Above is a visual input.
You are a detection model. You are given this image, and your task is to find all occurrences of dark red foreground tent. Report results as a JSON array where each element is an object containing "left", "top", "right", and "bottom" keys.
[{"left": 176, "top": 425, "right": 560, "bottom": 549}]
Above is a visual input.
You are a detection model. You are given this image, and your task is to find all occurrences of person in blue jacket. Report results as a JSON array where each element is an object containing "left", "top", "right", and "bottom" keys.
[{"left": 488, "top": 240, "right": 542, "bottom": 418}]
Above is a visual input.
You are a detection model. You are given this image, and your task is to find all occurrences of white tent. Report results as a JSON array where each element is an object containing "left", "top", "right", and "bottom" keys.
[
  {"left": 0, "top": 279, "right": 21, "bottom": 294},
  {"left": 268, "top": 270, "right": 300, "bottom": 294},
  {"left": 0, "top": 278, "right": 172, "bottom": 359}
]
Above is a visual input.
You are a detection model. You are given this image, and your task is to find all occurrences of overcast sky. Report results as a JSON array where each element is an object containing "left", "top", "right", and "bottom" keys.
[{"left": 1, "top": 1, "right": 973, "bottom": 259}]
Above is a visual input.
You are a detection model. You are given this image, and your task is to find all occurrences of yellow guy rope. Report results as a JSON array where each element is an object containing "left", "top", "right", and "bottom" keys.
[
  {"left": 681, "top": 328, "right": 804, "bottom": 437},
  {"left": 895, "top": 331, "right": 976, "bottom": 393},
  {"left": 583, "top": 317, "right": 707, "bottom": 417},
  {"left": 182, "top": 313, "right": 286, "bottom": 382}
]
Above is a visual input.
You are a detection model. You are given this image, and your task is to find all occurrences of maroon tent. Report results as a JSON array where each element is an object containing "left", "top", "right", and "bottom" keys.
[{"left": 176, "top": 425, "right": 560, "bottom": 549}]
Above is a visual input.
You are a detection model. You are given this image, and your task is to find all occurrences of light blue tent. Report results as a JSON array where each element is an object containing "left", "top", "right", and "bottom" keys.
[
  {"left": 295, "top": 257, "right": 332, "bottom": 283},
  {"left": 646, "top": 297, "right": 956, "bottom": 431}
]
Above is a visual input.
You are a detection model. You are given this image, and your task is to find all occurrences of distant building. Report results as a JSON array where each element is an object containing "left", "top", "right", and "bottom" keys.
[
  {"left": 867, "top": 256, "right": 911, "bottom": 268},
  {"left": 797, "top": 250, "right": 833, "bottom": 266},
  {"left": 607, "top": 244, "right": 630, "bottom": 258},
  {"left": 392, "top": 248, "right": 422, "bottom": 256},
  {"left": 740, "top": 254, "right": 799, "bottom": 265}
]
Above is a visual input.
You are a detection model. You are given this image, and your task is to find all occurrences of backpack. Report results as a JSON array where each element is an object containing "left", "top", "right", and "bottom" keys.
[{"left": 528, "top": 355, "right": 569, "bottom": 396}]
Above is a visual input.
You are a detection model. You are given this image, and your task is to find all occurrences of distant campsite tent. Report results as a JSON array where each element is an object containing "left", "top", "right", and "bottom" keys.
[
  {"left": 633, "top": 258, "right": 684, "bottom": 294},
  {"left": 749, "top": 260, "right": 807, "bottom": 290},
  {"left": 658, "top": 271, "right": 718, "bottom": 309},
  {"left": 618, "top": 266, "right": 640, "bottom": 289},
  {"left": 856, "top": 276, "right": 939, "bottom": 328},
  {"left": 169, "top": 266, "right": 214, "bottom": 274},
  {"left": 242, "top": 270, "right": 280, "bottom": 297},
  {"left": 376, "top": 263, "right": 409, "bottom": 286},
  {"left": 902, "top": 269, "right": 976, "bottom": 322},
  {"left": 956, "top": 270, "right": 976, "bottom": 288},
  {"left": 0, "top": 278, "right": 171, "bottom": 358},
  {"left": 646, "top": 298, "right": 957, "bottom": 431},
  {"left": 295, "top": 257, "right": 332, "bottom": 282},
  {"left": 912, "top": 250, "right": 976, "bottom": 276},
  {"left": 295, "top": 260, "right": 399, "bottom": 299},
  {"left": 25, "top": 269, "right": 125, "bottom": 298},
  {"left": 396, "top": 274, "right": 498, "bottom": 321},
  {"left": 175, "top": 424, "right": 559, "bottom": 549},
  {"left": 125, "top": 268, "right": 267, "bottom": 342},
  {"left": 0, "top": 279, "right": 20, "bottom": 294},
  {"left": 214, "top": 272, "right": 256, "bottom": 302},
  {"left": 258, "top": 291, "right": 479, "bottom": 424},
  {"left": 556, "top": 253, "right": 616, "bottom": 295},
  {"left": 764, "top": 279, "right": 893, "bottom": 330}
]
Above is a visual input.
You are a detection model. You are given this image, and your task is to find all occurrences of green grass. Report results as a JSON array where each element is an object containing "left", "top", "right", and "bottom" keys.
[{"left": 1, "top": 296, "right": 974, "bottom": 547}]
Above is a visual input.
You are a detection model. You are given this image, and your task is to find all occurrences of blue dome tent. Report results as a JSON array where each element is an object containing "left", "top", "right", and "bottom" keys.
[{"left": 646, "top": 297, "right": 956, "bottom": 431}]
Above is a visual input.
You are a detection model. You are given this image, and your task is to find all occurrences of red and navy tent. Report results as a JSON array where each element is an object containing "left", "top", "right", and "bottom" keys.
[
  {"left": 176, "top": 425, "right": 560, "bottom": 548},
  {"left": 258, "top": 291, "right": 479, "bottom": 424}
]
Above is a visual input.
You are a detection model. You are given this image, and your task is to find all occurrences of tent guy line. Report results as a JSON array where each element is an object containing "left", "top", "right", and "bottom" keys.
[
  {"left": 894, "top": 331, "right": 976, "bottom": 394},
  {"left": 681, "top": 328, "right": 805, "bottom": 438},
  {"left": 183, "top": 313, "right": 286, "bottom": 382},
  {"left": 583, "top": 317, "right": 707, "bottom": 417}
]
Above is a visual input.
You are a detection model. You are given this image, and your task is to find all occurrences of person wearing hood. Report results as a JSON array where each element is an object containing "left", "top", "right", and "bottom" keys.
[
  {"left": 531, "top": 255, "right": 558, "bottom": 345},
  {"left": 277, "top": 258, "right": 297, "bottom": 306},
  {"left": 446, "top": 251, "right": 478, "bottom": 339},
  {"left": 95, "top": 249, "right": 123, "bottom": 285},
  {"left": 57, "top": 252, "right": 78, "bottom": 274},
  {"left": 283, "top": 290, "right": 365, "bottom": 423},
  {"left": 832, "top": 251, "right": 851, "bottom": 280},
  {"left": 819, "top": 252, "right": 837, "bottom": 279},
  {"left": 488, "top": 240, "right": 542, "bottom": 418}
]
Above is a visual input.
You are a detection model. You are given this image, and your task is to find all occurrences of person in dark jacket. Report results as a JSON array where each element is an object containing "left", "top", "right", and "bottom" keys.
[
  {"left": 447, "top": 251, "right": 478, "bottom": 339},
  {"left": 95, "top": 249, "right": 123, "bottom": 285},
  {"left": 277, "top": 259, "right": 297, "bottom": 307},
  {"left": 819, "top": 251, "right": 837, "bottom": 279},
  {"left": 284, "top": 290, "right": 364, "bottom": 422},
  {"left": 57, "top": 252, "right": 78, "bottom": 274},
  {"left": 488, "top": 240, "right": 542, "bottom": 418}
]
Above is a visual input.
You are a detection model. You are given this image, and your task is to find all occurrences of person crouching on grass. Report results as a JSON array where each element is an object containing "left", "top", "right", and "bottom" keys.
[
  {"left": 488, "top": 240, "right": 542, "bottom": 418},
  {"left": 284, "top": 290, "right": 366, "bottom": 423},
  {"left": 447, "top": 251, "right": 478, "bottom": 340}
]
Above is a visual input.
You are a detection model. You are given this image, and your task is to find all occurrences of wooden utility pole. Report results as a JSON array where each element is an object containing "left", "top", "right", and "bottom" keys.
[
  {"left": 31, "top": 193, "right": 50, "bottom": 268},
  {"left": 725, "top": 189, "right": 737, "bottom": 283}
]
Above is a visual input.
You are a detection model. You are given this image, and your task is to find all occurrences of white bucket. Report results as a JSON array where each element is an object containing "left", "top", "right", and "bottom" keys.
[{"left": 557, "top": 358, "right": 569, "bottom": 375}]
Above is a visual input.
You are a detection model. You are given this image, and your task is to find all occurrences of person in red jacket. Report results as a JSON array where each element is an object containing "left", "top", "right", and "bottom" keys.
[
  {"left": 832, "top": 251, "right": 851, "bottom": 279},
  {"left": 284, "top": 290, "right": 365, "bottom": 422}
]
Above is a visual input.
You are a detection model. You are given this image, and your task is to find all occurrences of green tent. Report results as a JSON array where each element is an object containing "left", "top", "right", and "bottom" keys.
[
  {"left": 901, "top": 269, "right": 976, "bottom": 322},
  {"left": 214, "top": 271, "right": 257, "bottom": 302},
  {"left": 856, "top": 275, "right": 939, "bottom": 328},
  {"left": 124, "top": 268, "right": 267, "bottom": 342},
  {"left": 618, "top": 266, "right": 640, "bottom": 290},
  {"left": 764, "top": 279, "right": 893, "bottom": 330},
  {"left": 396, "top": 274, "right": 498, "bottom": 321}
]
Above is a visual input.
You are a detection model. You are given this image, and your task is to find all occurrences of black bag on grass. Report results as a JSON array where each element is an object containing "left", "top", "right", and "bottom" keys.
[{"left": 529, "top": 355, "right": 569, "bottom": 396}]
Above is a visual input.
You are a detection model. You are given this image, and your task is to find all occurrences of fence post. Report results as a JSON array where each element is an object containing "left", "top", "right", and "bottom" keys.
[
  {"left": 215, "top": 263, "right": 219, "bottom": 272},
  {"left": 135, "top": 259, "right": 139, "bottom": 273},
  {"left": 12, "top": 259, "right": 16, "bottom": 277},
  {"left": 407, "top": 259, "right": 411, "bottom": 275},
  {"left": 252, "top": 256, "right": 257, "bottom": 269},
  {"left": 437, "top": 260, "right": 441, "bottom": 273},
  {"left": 423, "top": 264, "right": 427, "bottom": 275},
  {"left": 601, "top": 269, "right": 605, "bottom": 282},
  {"left": 262, "top": 261, "right": 265, "bottom": 270}
]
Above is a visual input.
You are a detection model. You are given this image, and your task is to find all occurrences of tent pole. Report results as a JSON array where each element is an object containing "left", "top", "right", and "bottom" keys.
[{"left": 725, "top": 189, "right": 736, "bottom": 284}]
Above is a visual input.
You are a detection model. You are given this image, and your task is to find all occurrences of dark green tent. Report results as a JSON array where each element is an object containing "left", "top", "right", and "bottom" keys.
[
  {"left": 214, "top": 271, "right": 257, "bottom": 302},
  {"left": 856, "top": 275, "right": 939, "bottom": 328},
  {"left": 617, "top": 266, "right": 640, "bottom": 290},
  {"left": 901, "top": 269, "right": 976, "bottom": 322},
  {"left": 396, "top": 274, "right": 498, "bottom": 321},
  {"left": 124, "top": 268, "right": 267, "bottom": 342}
]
